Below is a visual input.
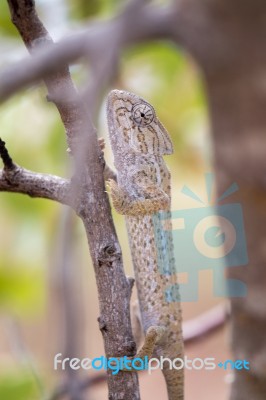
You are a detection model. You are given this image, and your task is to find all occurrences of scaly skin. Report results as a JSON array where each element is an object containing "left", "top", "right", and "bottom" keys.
[{"left": 107, "top": 90, "right": 184, "bottom": 400}]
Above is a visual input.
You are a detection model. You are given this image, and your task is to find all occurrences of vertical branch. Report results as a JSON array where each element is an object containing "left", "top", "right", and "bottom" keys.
[{"left": 6, "top": 1, "right": 140, "bottom": 398}]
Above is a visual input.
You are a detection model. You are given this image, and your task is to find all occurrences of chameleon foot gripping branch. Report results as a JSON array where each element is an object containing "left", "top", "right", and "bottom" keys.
[{"left": 107, "top": 90, "right": 184, "bottom": 400}]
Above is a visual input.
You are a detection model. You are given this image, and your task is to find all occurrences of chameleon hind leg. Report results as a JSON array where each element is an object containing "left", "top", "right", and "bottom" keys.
[
  {"left": 131, "top": 301, "right": 165, "bottom": 359},
  {"left": 114, "top": 301, "right": 165, "bottom": 371},
  {"left": 114, "top": 326, "right": 165, "bottom": 371},
  {"left": 109, "top": 301, "right": 165, "bottom": 372},
  {"left": 135, "top": 325, "right": 165, "bottom": 359}
]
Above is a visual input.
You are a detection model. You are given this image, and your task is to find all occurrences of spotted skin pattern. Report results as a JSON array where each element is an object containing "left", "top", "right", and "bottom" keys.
[{"left": 107, "top": 90, "right": 184, "bottom": 400}]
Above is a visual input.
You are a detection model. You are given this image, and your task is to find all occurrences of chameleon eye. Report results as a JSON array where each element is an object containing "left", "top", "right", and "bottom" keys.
[{"left": 132, "top": 102, "right": 155, "bottom": 127}]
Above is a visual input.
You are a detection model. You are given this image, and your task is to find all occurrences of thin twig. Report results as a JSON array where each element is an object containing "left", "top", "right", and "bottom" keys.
[
  {"left": 183, "top": 303, "right": 230, "bottom": 344},
  {"left": 0, "top": 138, "right": 15, "bottom": 169},
  {"left": 6, "top": 317, "right": 47, "bottom": 398},
  {"left": 47, "top": 374, "right": 106, "bottom": 400},
  {"left": 57, "top": 208, "right": 85, "bottom": 400},
  {"left": 0, "top": 2, "right": 180, "bottom": 103}
]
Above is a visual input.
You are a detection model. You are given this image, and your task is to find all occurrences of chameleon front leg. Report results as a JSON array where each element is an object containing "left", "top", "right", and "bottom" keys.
[{"left": 107, "top": 174, "right": 169, "bottom": 216}]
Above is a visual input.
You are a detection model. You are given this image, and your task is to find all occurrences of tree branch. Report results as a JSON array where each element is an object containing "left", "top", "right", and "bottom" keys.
[
  {"left": 0, "top": 138, "right": 15, "bottom": 169},
  {"left": 0, "top": 138, "right": 70, "bottom": 204},
  {"left": 48, "top": 374, "right": 107, "bottom": 400},
  {"left": 5, "top": 1, "right": 141, "bottom": 398},
  {"left": 6, "top": 0, "right": 87, "bottom": 152},
  {"left": 183, "top": 303, "right": 229, "bottom": 344},
  {"left": 0, "top": 1, "right": 183, "bottom": 104},
  {"left": 0, "top": 166, "right": 71, "bottom": 205},
  {"left": 6, "top": 317, "right": 46, "bottom": 398}
]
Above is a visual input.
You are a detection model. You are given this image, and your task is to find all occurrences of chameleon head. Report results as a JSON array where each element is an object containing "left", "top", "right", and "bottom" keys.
[{"left": 107, "top": 89, "right": 173, "bottom": 156}]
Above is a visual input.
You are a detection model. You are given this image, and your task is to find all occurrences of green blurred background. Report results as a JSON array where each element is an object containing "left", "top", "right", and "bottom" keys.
[{"left": 0, "top": 1, "right": 229, "bottom": 399}]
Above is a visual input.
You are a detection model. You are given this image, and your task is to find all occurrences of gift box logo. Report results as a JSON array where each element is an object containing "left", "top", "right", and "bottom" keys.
[{"left": 153, "top": 173, "right": 248, "bottom": 302}]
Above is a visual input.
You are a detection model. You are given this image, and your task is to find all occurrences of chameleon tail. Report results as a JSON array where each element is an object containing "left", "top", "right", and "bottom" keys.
[{"left": 162, "top": 367, "right": 184, "bottom": 400}]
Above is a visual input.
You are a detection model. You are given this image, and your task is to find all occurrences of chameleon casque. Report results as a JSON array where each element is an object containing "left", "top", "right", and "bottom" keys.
[{"left": 107, "top": 90, "right": 184, "bottom": 399}]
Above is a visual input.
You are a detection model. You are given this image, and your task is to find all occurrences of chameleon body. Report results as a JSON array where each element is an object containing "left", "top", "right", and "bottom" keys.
[{"left": 107, "top": 90, "right": 184, "bottom": 400}]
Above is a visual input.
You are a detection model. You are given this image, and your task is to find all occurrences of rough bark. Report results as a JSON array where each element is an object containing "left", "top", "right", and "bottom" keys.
[{"left": 6, "top": 1, "right": 140, "bottom": 399}]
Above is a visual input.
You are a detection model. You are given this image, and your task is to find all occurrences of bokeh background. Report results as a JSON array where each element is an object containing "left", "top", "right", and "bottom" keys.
[{"left": 0, "top": 1, "right": 231, "bottom": 399}]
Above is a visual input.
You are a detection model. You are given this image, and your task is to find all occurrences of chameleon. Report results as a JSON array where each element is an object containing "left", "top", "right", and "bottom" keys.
[{"left": 106, "top": 89, "right": 184, "bottom": 400}]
